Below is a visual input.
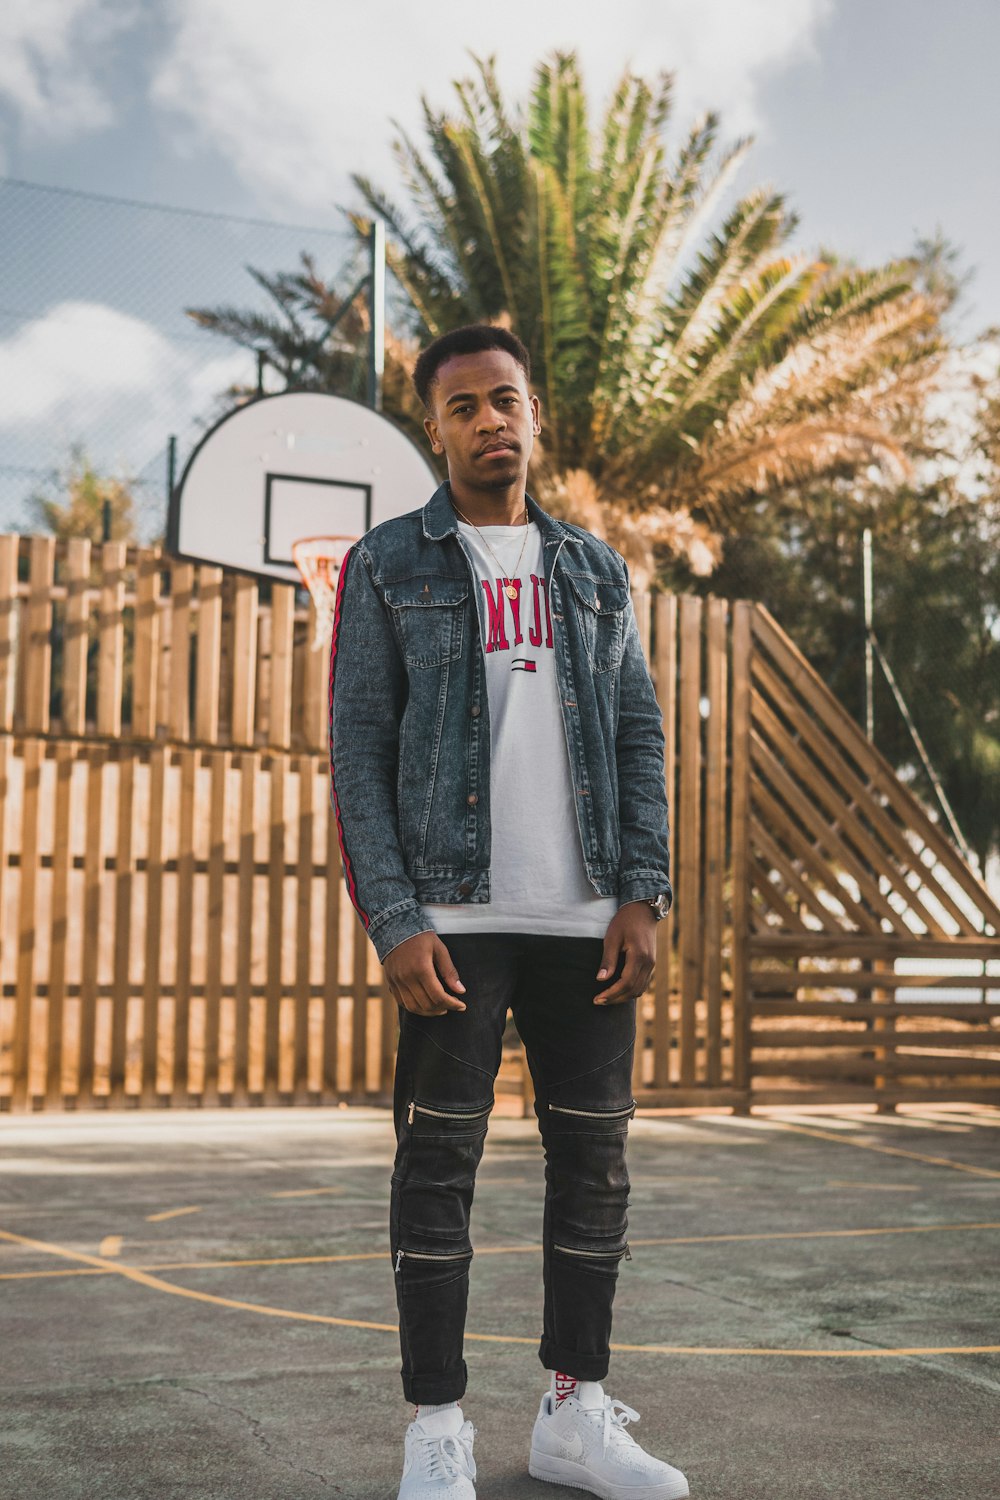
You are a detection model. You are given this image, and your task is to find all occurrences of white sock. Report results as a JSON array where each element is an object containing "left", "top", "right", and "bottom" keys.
[
  {"left": 549, "top": 1372, "right": 605, "bottom": 1410},
  {"left": 414, "top": 1401, "right": 463, "bottom": 1434}
]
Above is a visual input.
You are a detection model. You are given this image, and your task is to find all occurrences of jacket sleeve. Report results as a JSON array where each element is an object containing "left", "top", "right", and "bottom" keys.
[
  {"left": 614, "top": 558, "right": 674, "bottom": 911},
  {"left": 328, "top": 542, "right": 435, "bottom": 963}
]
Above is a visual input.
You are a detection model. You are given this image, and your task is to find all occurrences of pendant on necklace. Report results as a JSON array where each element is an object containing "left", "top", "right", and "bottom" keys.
[{"left": 505, "top": 583, "right": 517, "bottom": 598}]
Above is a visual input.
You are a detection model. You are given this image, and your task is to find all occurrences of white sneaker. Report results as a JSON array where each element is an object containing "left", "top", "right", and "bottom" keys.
[
  {"left": 528, "top": 1385, "right": 689, "bottom": 1499},
  {"left": 398, "top": 1406, "right": 477, "bottom": 1499}
]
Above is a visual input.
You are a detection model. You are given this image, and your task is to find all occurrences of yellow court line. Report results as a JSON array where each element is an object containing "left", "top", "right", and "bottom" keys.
[
  {"left": 98, "top": 1235, "right": 122, "bottom": 1256},
  {"left": 146, "top": 1206, "right": 203, "bottom": 1222},
  {"left": 755, "top": 1118, "right": 1000, "bottom": 1178},
  {"left": 4, "top": 1220, "right": 1000, "bottom": 1282},
  {"left": 270, "top": 1188, "right": 345, "bottom": 1198},
  {"left": 1, "top": 1224, "right": 997, "bottom": 1358}
]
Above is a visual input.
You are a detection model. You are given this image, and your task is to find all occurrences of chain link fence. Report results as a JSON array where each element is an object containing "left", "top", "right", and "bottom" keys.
[{"left": 0, "top": 176, "right": 379, "bottom": 543}]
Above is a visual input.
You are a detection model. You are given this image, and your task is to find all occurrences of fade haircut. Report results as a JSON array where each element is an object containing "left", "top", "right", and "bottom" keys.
[{"left": 412, "top": 323, "right": 531, "bottom": 411}]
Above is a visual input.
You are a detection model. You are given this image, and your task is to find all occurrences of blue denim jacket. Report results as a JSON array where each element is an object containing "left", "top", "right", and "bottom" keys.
[{"left": 328, "top": 481, "right": 672, "bottom": 962}]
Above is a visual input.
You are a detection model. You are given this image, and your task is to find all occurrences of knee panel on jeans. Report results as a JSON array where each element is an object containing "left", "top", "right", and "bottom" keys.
[
  {"left": 392, "top": 1096, "right": 493, "bottom": 1270},
  {"left": 540, "top": 1096, "right": 635, "bottom": 1264}
]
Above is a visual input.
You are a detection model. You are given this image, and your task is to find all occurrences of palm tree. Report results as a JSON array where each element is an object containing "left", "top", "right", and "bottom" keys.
[
  {"left": 351, "top": 51, "right": 944, "bottom": 584},
  {"left": 189, "top": 52, "right": 945, "bottom": 587}
]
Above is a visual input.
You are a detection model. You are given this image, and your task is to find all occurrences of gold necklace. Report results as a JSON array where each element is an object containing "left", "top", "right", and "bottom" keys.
[{"left": 450, "top": 496, "right": 530, "bottom": 599}]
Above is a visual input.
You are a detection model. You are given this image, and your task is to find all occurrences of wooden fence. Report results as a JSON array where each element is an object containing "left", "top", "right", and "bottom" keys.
[{"left": 0, "top": 534, "right": 997, "bottom": 1111}]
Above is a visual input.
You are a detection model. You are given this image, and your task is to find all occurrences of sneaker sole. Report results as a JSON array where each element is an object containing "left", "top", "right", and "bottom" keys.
[{"left": 528, "top": 1447, "right": 689, "bottom": 1500}]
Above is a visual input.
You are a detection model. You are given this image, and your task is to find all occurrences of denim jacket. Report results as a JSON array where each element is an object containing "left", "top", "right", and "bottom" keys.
[{"left": 328, "top": 480, "right": 673, "bottom": 962}]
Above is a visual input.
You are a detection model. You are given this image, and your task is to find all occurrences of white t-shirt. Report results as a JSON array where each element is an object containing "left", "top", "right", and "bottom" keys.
[{"left": 421, "top": 519, "right": 620, "bottom": 937}]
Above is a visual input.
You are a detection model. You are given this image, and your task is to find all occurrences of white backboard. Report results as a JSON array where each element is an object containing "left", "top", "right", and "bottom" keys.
[{"left": 167, "top": 392, "right": 438, "bottom": 582}]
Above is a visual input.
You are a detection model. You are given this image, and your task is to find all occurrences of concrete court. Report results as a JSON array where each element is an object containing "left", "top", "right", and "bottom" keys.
[{"left": 2, "top": 1101, "right": 999, "bottom": 1500}]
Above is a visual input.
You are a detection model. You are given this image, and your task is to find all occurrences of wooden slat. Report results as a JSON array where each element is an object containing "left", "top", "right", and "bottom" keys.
[
  {"left": 25, "top": 537, "right": 55, "bottom": 733},
  {"left": 0, "top": 536, "right": 18, "bottom": 730},
  {"left": 651, "top": 591, "right": 677, "bottom": 1088},
  {"left": 751, "top": 856, "right": 812, "bottom": 932},
  {"left": 703, "top": 597, "right": 726, "bottom": 1087},
  {"left": 172, "top": 747, "right": 196, "bottom": 1102},
  {"left": 45, "top": 742, "right": 74, "bottom": 1105},
  {"left": 168, "top": 561, "right": 194, "bottom": 741},
  {"left": 233, "top": 751, "right": 256, "bottom": 1103},
  {"left": 750, "top": 733, "right": 919, "bottom": 934},
  {"left": 195, "top": 566, "right": 223, "bottom": 743},
  {"left": 748, "top": 1085, "right": 1000, "bottom": 1106},
  {"left": 269, "top": 583, "right": 296, "bottom": 749},
  {"left": 750, "top": 812, "right": 856, "bottom": 933},
  {"left": 108, "top": 747, "right": 135, "bottom": 1104},
  {"left": 231, "top": 575, "right": 259, "bottom": 746},
  {"left": 752, "top": 605, "right": 1000, "bottom": 930},
  {"left": 97, "top": 542, "right": 126, "bottom": 737},
  {"left": 351, "top": 920, "right": 369, "bottom": 1094},
  {"left": 203, "top": 748, "right": 228, "bottom": 1105},
  {"left": 730, "top": 602, "right": 752, "bottom": 1094},
  {"left": 293, "top": 756, "right": 313, "bottom": 1101},
  {"left": 751, "top": 934, "right": 1000, "bottom": 961},
  {"left": 141, "top": 746, "right": 166, "bottom": 1104},
  {"left": 305, "top": 631, "right": 330, "bottom": 751},
  {"left": 78, "top": 745, "right": 106, "bottom": 1106},
  {"left": 752, "top": 998, "right": 1000, "bottom": 1020},
  {"left": 61, "top": 539, "right": 91, "bottom": 736},
  {"left": 752, "top": 1054, "right": 1000, "bottom": 1077},
  {"left": 323, "top": 768, "right": 341, "bottom": 1100},
  {"left": 751, "top": 664, "right": 968, "bottom": 935},
  {"left": 264, "top": 751, "right": 285, "bottom": 1102},
  {"left": 676, "top": 595, "right": 701, "bottom": 1085},
  {"left": 13, "top": 739, "right": 42, "bottom": 1108},
  {"left": 750, "top": 972, "right": 1000, "bottom": 992},
  {"left": 751, "top": 1029, "right": 1000, "bottom": 1049},
  {"left": 132, "top": 548, "right": 161, "bottom": 739}
]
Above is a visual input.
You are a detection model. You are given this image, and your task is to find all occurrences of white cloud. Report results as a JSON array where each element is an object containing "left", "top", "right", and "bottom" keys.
[
  {"left": 0, "top": 0, "right": 135, "bottom": 149},
  {"left": 151, "top": 0, "right": 834, "bottom": 214},
  {"left": 0, "top": 301, "right": 249, "bottom": 471}
]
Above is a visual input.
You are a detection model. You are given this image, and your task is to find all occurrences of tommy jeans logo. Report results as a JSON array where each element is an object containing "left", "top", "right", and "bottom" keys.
[
  {"left": 511, "top": 659, "right": 537, "bottom": 672},
  {"left": 480, "top": 574, "right": 553, "bottom": 654}
]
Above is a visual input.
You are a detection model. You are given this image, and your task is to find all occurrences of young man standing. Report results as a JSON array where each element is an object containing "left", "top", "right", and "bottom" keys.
[{"left": 328, "top": 325, "right": 688, "bottom": 1500}]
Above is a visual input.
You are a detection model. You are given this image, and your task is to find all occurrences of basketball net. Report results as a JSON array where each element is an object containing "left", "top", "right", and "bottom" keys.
[{"left": 292, "top": 535, "right": 356, "bottom": 652}]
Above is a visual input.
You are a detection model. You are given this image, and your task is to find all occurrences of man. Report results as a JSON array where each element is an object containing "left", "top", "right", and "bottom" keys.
[{"left": 328, "top": 324, "right": 688, "bottom": 1500}]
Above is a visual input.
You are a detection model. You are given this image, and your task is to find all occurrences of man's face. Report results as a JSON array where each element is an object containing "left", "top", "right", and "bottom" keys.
[{"left": 423, "top": 347, "right": 541, "bottom": 492}]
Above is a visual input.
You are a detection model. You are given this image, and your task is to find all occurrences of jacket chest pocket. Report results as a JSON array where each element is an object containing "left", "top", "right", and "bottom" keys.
[
  {"left": 562, "top": 571, "right": 630, "bottom": 672},
  {"left": 384, "top": 578, "right": 469, "bottom": 668}
]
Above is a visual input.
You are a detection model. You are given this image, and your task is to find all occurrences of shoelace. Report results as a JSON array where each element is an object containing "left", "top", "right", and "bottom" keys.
[
  {"left": 416, "top": 1429, "right": 475, "bottom": 1482},
  {"left": 595, "top": 1397, "right": 641, "bottom": 1456}
]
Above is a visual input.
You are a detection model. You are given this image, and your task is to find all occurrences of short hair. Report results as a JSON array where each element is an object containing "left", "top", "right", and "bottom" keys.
[{"left": 412, "top": 323, "right": 531, "bottom": 410}]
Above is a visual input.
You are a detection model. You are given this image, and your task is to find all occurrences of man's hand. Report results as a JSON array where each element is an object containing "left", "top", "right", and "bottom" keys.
[
  {"left": 385, "top": 931, "right": 467, "bottom": 1017},
  {"left": 595, "top": 902, "right": 658, "bottom": 1005}
]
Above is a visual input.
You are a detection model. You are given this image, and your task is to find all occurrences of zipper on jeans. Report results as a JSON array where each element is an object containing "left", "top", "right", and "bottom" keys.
[
  {"left": 547, "top": 1101, "right": 636, "bottom": 1120},
  {"left": 395, "top": 1247, "right": 473, "bottom": 1273},
  {"left": 552, "top": 1242, "right": 632, "bottom": 1262},
  {"left": 407, "top": 1100, "right": 493, "bottom": 1125}
]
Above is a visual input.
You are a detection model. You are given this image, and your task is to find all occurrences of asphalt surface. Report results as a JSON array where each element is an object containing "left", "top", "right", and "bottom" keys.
[{"left": 2, "top": 1102, "right": 999, "bottom": 1499}]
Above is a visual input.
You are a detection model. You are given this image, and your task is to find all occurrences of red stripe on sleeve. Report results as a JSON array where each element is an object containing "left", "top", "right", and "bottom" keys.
[{"left": 327, "top": 545, "right": 369, "bottom": 929}]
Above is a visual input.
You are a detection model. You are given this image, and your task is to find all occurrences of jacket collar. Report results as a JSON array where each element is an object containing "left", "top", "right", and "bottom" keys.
[{"left": 421, "top": 479, "right": 570, "bottom": 548}]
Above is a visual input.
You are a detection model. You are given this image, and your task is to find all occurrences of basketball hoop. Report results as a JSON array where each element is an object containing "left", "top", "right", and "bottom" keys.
[{"left": 292, "top": 535, "right": 357, "bottom": 651}]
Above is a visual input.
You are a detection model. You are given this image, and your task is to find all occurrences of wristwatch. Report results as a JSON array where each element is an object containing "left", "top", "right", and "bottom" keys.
[{"left": 646, "top": 892, "right": 671, "bottom": 921}]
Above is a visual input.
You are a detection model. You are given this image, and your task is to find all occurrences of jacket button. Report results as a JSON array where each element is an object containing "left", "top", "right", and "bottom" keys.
[
  {"left": 467, "top": 792, "right": 478, "bottom": 804},
  {"left": 458, "top": 881, "right": 472, "bottom": 895},
  {"left": 470, "top": 705, "right": 480, "bottom": 717}
]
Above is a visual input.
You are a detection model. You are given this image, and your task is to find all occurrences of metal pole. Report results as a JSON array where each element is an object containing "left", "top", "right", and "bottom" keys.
[
  {"left": 167, "top": 435, "right": 177, "bottom": 530},
  {"left": 862, "top": 527, "right": 874, "bottom": 740},
  {"left": 367, "top": 218, "right": 385, "bottom": 412}
]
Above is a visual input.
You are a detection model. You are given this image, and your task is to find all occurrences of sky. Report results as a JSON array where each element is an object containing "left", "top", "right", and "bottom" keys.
[{"left": 1, "top": 0, "right": 998, "bottom": 534}]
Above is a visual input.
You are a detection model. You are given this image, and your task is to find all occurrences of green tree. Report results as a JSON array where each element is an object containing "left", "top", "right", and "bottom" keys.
[{"left": 26, "top": 444, "right": 139, "bottom": 543}]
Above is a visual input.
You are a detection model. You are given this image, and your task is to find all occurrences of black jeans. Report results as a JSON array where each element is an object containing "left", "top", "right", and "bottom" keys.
[{"left": 390, "top": 931, "right": 635, "bottom": 1405}]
